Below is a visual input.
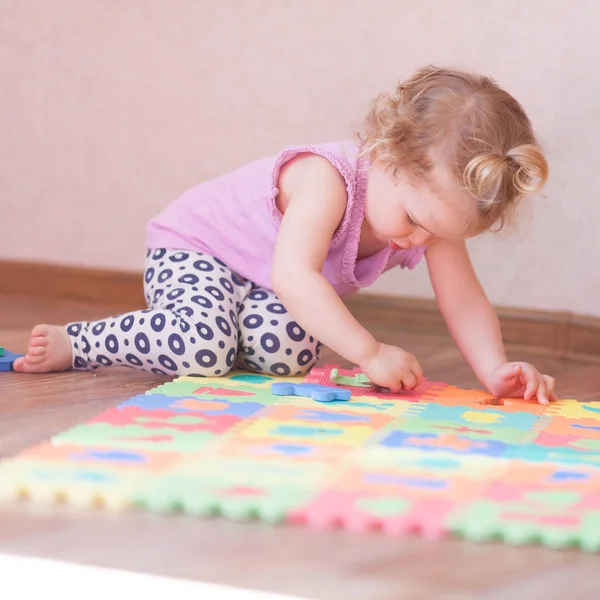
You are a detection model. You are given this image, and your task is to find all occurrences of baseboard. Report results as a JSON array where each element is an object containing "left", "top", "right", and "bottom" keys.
[
  {"left": 0, "top": 260, "right": 145, "bottom": 307},
  {"left": 343, "top": 294, "right": 600, "bottom": 364},
  {"left": 1, "top": 259, "right": 598, "bottom": 363}
]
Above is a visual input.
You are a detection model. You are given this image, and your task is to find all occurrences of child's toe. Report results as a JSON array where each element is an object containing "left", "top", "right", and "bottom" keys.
[
  {"left": 28, "top": 346, "right": 46, "bottom": 357},
  {"left": 25, "top": 354, "right": 45, "bottom": 365}
]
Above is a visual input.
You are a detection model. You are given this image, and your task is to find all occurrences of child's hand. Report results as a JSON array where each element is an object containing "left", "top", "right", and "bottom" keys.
[
  {"left": 360, "top": 343, "right": 423, "bottom": 392},
  {"left": 486, "top": 362, "right": 557, "bottom": 405}
]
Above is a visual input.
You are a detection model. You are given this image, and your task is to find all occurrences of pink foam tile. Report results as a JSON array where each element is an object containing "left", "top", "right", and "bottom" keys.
[
  {"left": 477, "top": 478, "right": 600, "bottom": 535},
  {"left": 14, "top": 442, "right": 183, "bottom": 472},
  {"left": 288, "top": 488, "right": 460, "bottom": 538},
  {"left": 91, "top": 406, "right": 240, "bottom": 434},
  {"left": 305, "top": 364, "right": 445, "bottom": 402},
  {"left": 288, "top": 461, "right": 502, "bottom": 537}
]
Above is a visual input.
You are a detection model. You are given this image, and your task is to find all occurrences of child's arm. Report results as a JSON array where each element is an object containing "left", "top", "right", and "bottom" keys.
[
  {"left": 425, "top": 239, "right": 556, "bottom": 404},
  {"left": 271, "top": 155, "right": 422, "bottom": 391}
]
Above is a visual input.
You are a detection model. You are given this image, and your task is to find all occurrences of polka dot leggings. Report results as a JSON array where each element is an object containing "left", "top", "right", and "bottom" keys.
[{"left": 66, "top": 249, "right": 322, "bottom": 377}]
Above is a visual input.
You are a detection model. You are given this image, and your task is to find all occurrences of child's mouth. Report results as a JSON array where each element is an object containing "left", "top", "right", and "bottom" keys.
[{"left": 389, "top": 241, "right": 404, "bottom": 251}]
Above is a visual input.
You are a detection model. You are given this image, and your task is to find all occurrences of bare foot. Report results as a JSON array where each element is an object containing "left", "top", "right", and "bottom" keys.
[{"left": 13, "top": 324, "right": 73, "bottom": 373}]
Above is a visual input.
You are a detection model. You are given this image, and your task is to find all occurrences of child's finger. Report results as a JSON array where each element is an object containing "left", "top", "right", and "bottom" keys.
[
  {"left": 523, "top": 374, "right": 538, "bottom": 400},
  {"left": 536, "top": 384, "right": 549, "bottom": 405},
  {"left": 542, "top": 375, "right": 559, "bottom": 402},
  {"left": 401, "top": 371, "right": 418, "bottom": 391}
]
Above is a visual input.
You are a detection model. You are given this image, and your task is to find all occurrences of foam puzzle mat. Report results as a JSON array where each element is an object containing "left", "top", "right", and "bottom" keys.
[{"left": 1, "top": 365, "right": 599, "bottom": 551}]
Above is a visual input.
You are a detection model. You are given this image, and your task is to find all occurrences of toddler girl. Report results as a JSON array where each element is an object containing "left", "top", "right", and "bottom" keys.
[{"left": 15, "top": 66, "right": 556, "bottom": 404}]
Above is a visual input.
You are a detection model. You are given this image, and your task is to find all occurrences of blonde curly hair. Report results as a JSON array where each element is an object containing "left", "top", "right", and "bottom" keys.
[{"left": 359, "top": 65, "right": 548, "bottom": 231}]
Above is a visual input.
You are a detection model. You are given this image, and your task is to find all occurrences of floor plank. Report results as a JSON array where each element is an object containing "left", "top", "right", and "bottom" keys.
[{"left": 0, "top": 293, "right": 599, "bottom": 599}]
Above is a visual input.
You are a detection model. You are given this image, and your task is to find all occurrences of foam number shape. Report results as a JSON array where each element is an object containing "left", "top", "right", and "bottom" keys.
[
  {"left": 0, "top": 349, "right": 24, "bottom": 372},
  {"left": 270, "top": 382, "right": 351, "bottom": 403}
]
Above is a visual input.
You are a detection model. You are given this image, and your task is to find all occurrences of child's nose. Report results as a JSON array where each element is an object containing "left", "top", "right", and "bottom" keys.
[{"left": 409, "top": 230, "right": 432, "bottom": 246}]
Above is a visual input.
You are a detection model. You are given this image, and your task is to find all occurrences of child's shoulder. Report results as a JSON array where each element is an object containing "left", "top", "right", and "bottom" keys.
[
  {"left": 273, "top": 139, "right": 360, "bottom": 168},
  {"left": 271, "top": 139, "right": 362, "bottom": 187},
  {"left": 274, "top": 140, "right": 363, "bottom": 215}
]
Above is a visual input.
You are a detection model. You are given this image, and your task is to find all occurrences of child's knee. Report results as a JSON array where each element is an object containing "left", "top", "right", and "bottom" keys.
[
  {"left": 237, "top": 321, "right": 322, "bottom": 376},
  {"left": 177, "top": 343, "right": 237, "bottom": 378}
]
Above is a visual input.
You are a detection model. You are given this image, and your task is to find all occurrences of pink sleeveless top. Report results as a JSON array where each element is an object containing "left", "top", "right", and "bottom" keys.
[{"left": 146, "top": 140, "right": 426, "bottom": 296}]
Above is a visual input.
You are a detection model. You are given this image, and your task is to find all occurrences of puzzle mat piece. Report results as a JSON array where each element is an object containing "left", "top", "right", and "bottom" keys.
[
  {"left": 231, "top": 417, "right": 379, "bottom": 447},
  {"left": 532, "top": 415, "right": 600, "bottom": 439},
  {"left": 7, "top": 441, "right": 185, "bottom": 472},
  {"left": 305, "top": 365, "right": 444, "bottom": 401},
  {"left": 160, "top": 453, "right": 336, "bottom": 511},
  {"left": 271, "top": 382, "right": 351, "bottom": 402},
  {"left": 155, "top": 384, "right": 410, "bottom": 416},
  {"left": 290, "top": 455, "right": 508, "bottom": 536},
  {"left": 149, "top": 375, "right": 424, "bottom": 421},
  {"left": 327, "top": 368, "right": 402, "bottom": 395},
  {"left": 419, "top": 384, "right": 552, "bottom": 413},
  {"left": 416, "top": 403, "right": 541, "bottom": 430},
  {"left": 256, "top": 390, "right": 421, "bottom": 417},
  {"left": 375, "top": 418, "right": 534, "bottom": 446},
  {"left": 119, "top": 393, "right": 268, "bottom": 419},
  {"left": 215, "top": 433, "right": 353, "bottom": 463},
  {"left": 354, "top": 445, "right": 510, "bottom": 475},
  {"left": 51, "top": 418, "right": 225, "bottom": 454},
  {"left": 545, "top": 401, "right": 600, "bottom": 421},
  {"left": 150, "top": 371, "right": 307, "bottom": 394},
  {"left": 0, "top": 349, "right": 24, "bottom": 371},
  {"left": 0, "top": 455, "right": 156, "bottom": 509},
  {"left": 364, "top": 403, "right": 546, "bottom": 455},
  {"left": 449, "top": 461, "right": 600, "bottom": 550},
  {"left": 130, "top": 472, "right": 319, "bottom": 522},
  {"left": 374, "top": 429, "right": 513, "bottom": 458},
  {"left": 148, "top": 367, "right": 568, "bottom": 419},
  {"left": 327, "top": 368, "right": 373, "bottom": 387},
  {"left": 368, "top": 409, "right": 531, "bottom": 459},
  {"left": 258, "top": 404, "right": 396, "bottom": 431},
  {"left": 148, "top": 380, "right": 311, "bottom": 408},
  {"left": 308, "top": 365, "right": 414, "bottom": 398},
  {"left": 265, "top": 394, "right": 417, "bottom": 416},
  {"left": 526, "top": 413, "right": 600, "bottom": 455},
  {"left": 0, "top": 441, "right": 336, "bottom": 512},
  {"left": 306, "top": 364, "right": 563, "bottom": 413},
  {"left": 506, "top": 442, "right": 600, "bottom": 468},
  {"left": 97, "top": 404, "right": 256, "bottom": 428},
  {"left": 0, "top": 371, "right": 355, "bottom": 506}
]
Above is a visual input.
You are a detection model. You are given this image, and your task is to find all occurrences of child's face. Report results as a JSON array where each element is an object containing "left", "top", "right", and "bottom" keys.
[{"left": 365, "top": 162, "right": 478, "bottom": 249}]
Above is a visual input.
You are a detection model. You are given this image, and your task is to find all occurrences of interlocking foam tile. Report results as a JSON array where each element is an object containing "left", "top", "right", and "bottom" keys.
[
  {"left": 449, "top": 462, "right": 600, "bottom": 551},
  {"left": 0, "top": 365, "right": 599, "bottom": 551}
]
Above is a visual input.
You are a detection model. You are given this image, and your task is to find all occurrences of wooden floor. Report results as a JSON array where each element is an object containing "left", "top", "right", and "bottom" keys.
[{"left": 0, "top": 293, "right": 599, "bottom": 599}]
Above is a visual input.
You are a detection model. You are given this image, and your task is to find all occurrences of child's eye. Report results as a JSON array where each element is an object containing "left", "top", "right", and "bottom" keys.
[{"left": 407, "top": 214, "right": 419, "bottom": 228}]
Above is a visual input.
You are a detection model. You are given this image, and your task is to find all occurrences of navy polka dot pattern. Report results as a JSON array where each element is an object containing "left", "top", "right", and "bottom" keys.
[
  {"left": 66, "top": 250, "right": 321, "bottom": 377},
  {"left": 237, "top": 283, "right": 319, "bottom": 376}
]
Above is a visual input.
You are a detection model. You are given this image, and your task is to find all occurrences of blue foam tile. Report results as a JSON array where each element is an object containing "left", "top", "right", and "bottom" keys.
[{"left": 0, "top": 350, "right": 24, "bottom": 371}]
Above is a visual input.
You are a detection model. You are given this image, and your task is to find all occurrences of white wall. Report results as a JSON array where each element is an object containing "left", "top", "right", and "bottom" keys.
[{"left": 0, "top": 0, "right": 598, "bottom": 316}]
